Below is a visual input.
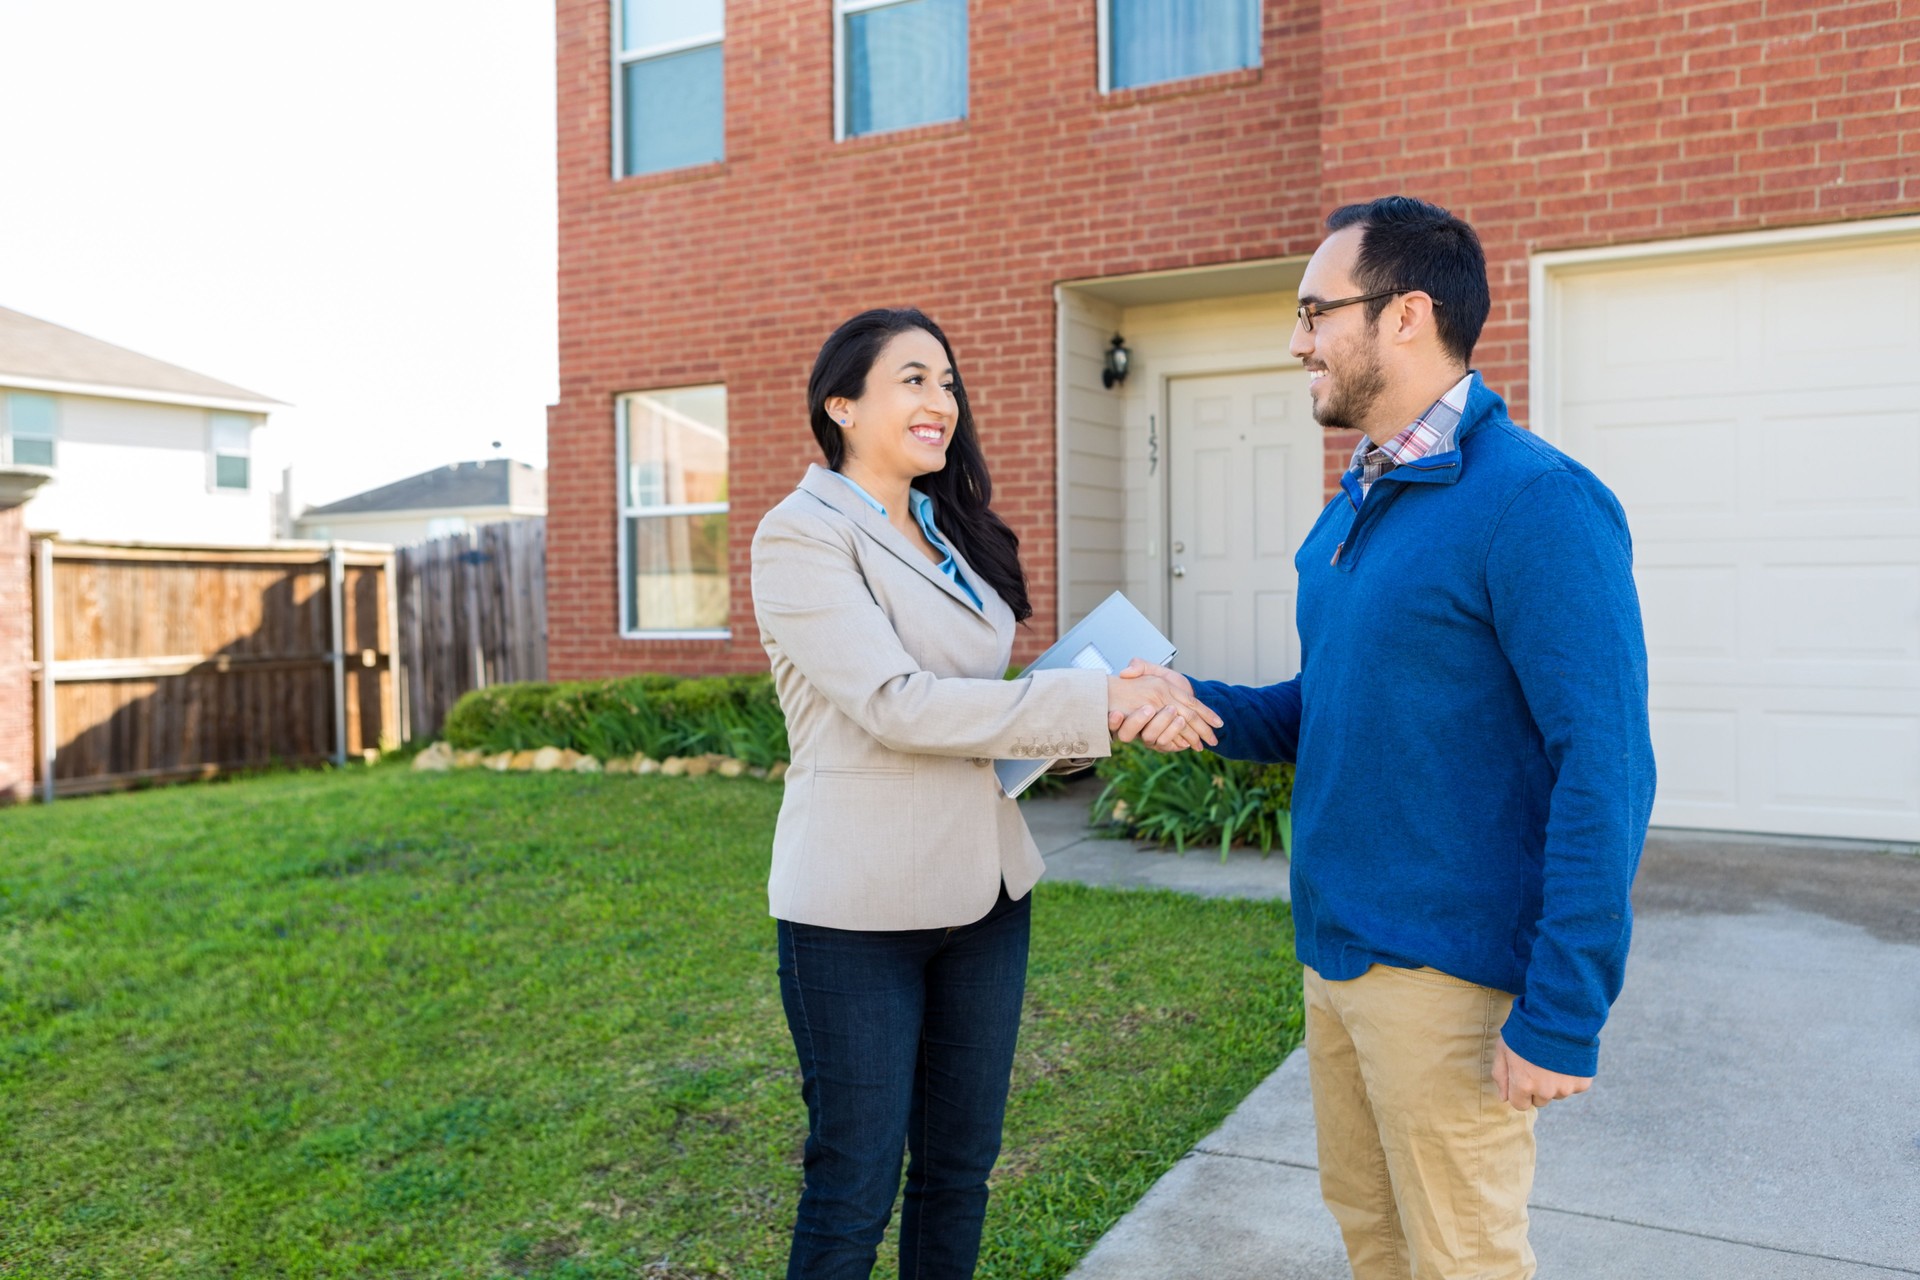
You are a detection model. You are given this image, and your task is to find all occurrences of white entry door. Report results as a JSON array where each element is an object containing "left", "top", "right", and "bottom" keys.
[
  {"left": 1552, "top": 233, "right": 1920, "bottom": 842},
  {"left": 1167, "top": 368, "right": 1321, "bottom": 686}
]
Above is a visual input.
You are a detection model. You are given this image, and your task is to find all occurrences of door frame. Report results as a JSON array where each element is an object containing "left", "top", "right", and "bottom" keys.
[
  {"left": 1159, "top": 362, "right": 1304, "bottom": 649},
  {"left": 1051, "top": 260, "right": 1306, "bottom": 644}
]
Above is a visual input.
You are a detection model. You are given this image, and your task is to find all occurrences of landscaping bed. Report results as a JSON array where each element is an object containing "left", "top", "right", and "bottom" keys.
[{"left": 1, "top": 766, "right": 1302, "bottom": 1278}]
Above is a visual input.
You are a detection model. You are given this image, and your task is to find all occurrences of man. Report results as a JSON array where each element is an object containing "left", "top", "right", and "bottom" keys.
[{"left": 1116, "top": 196, "right": 1655, "bottom": 1279}]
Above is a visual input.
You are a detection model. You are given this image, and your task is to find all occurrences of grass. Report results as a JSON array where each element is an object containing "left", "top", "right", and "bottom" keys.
[{"left": 0, "top": 767, "right": 1302, "bottom": 1279}]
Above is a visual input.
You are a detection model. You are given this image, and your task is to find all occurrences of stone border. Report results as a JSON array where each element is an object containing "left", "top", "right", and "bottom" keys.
[{"left": 409, "top": 740, "right": 787, "bottom": 782}]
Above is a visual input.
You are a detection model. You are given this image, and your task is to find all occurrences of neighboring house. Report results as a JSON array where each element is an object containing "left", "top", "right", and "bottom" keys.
[
  {"left": 295, "top": 459, "right": 546, "bottom": 546},
  {"left": 547, "top": 0, "right": 1920, "bottom": 844},
  {"left": 0, "top": 306, "right": 281, "bottom": 545}
]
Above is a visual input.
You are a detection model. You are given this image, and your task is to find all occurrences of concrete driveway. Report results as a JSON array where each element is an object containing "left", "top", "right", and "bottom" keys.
[{"left": 1028, "top": 790, "right": 1920, "bottom": 1278}]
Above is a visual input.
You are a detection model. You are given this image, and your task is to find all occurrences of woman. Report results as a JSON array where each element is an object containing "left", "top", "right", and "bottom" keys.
[{"left": 750, "top": 308, "right": 1219, "bottom": 1277}]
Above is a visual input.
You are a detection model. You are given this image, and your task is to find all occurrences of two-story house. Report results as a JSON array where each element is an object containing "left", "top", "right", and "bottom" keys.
[
  {"left": 0, "top": 306, "right": 281, "bottom": 545},
  {"left": 545, "top": 0, "right": 1920, "bottom": 844}
]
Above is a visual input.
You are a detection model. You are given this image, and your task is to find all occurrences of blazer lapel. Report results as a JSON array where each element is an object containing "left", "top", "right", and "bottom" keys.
[
  {"left": 941, "top": 528, "right": 1015, "bottom": 645},
  {"left": 798, "top": 466, "right": 993, "bottom": 621}
]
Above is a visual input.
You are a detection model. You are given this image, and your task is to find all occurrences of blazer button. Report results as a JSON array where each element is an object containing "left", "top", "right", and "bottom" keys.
[{"left": 972, "top": 757, "right": 989, "bottom": 767}]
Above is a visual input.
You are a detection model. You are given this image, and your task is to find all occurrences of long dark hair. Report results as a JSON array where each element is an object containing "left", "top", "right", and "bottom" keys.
[{"left": 807, "top": 308, "right": 1032, "bottom": 622}]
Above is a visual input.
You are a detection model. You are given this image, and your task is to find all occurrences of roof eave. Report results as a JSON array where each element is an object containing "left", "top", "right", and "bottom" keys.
[{"left": 0, "top": 373, "right": 284, "bottom": 415}]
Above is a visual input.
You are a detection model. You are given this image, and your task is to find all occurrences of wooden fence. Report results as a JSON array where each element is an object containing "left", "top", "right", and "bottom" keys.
[
  {"left": 395, "top": 519, "right": 546, "bottom": 742},
  {"left": 31, "top": 540, "right": 400, "bottom": 799}
]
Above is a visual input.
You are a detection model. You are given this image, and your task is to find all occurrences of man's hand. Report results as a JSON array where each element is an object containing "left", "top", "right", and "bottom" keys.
[
  {"left": 1491, "top": 1036, "right": 1592, "bottom": 1113},
  {"left": 1107, "top": 659, "right": 1222, "bottom": 752}
]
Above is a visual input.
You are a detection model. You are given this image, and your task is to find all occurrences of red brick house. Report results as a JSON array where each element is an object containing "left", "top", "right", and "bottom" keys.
[{"left": 548, "top": 0, "right": 1919, "bottom": 843}]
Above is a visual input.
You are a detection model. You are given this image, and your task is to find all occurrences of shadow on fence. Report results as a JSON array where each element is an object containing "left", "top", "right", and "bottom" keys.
[
  {"left": 32, "top": 541, "right": 397, "bottom": 798},
  {"left": 395, "top": 519, "right": 546, "bottom": 742},
  {"left": 28, "top": 521, "right": 545, "bottom": 799}
]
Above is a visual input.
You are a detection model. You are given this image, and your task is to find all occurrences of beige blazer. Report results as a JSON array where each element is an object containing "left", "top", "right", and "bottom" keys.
[{"left": 751, "top": 464, "right": 1110, "bottom": 930}]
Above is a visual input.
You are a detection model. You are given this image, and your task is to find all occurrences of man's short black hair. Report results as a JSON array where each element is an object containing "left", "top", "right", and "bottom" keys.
[{"left": 1325, "top": 197, "right": 1489, "bottom": 366}]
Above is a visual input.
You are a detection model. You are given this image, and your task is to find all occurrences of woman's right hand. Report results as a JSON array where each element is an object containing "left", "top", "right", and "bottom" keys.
[{"left": 1106, "top": 671, "right": 1222, "bottom": 752}]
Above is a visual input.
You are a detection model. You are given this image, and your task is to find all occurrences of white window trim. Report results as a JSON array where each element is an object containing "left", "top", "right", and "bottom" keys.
[
  {"left": 207, "top": 411, "right": 254, "bottom": 494},
  {"left": 615, "top": 392, "right": 731, "bottom": 641},
  {"left": 610, "top": 4, "right": 725, "bottom": 180},
  {"left": 1096, "top": 0, "right": 1114, "bottom": 94},
  {"left": 3, "top": 391, "right": 59, "bottom": 468},
  {"left": 833, "top": 0, "right": 943, "bottom": 143}
]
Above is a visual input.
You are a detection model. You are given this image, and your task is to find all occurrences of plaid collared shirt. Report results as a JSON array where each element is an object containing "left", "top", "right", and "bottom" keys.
[{"left": 1351, "top": 374, "right": 1474, "bottom": 498}]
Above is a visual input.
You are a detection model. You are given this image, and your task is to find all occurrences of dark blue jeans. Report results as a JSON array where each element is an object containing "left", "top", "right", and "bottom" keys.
[{"left": 777, "top": 885, "right": 1031, "bottom": 1280}]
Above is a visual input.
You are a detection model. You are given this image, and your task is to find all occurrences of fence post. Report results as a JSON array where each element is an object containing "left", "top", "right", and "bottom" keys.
[
  {"left": 384, "top": 549, "right": 406, "bottom": 746},
  {"left": 329, "top": 543, "right": 346, "bottom": 766},
  {"left": 34, "top": 538, "right": 55, "bottom": 804},
  {"left": 463, "top": 532, "right": 486, "bottom": 692}
]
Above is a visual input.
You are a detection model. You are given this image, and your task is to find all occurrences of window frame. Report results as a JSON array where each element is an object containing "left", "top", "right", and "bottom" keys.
[
  {"left": 615, "top": 388, "right": 732, "bottom": 641},
  {"left": 1097, "top": 0, "right": 1262, "bottom": 94},
  {"left": 611, "top": 0, "right": 726, "bottom": 180},
  {"left": 208, "top": 410, "right": 253, "bottom": 494},
  {"left": 833, "top": 0, "right": 967, "bottom": 143},
  {"left": 3, "top": 391, "right": 59, "bottom": 469}
]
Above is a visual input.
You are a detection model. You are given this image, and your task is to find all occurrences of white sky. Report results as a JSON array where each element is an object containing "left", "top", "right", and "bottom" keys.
[{"left": 0, "top": 0, "right": 558, "bottom": 510}]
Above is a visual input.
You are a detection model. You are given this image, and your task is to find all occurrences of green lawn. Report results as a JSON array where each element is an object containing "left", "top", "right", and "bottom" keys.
[{"left": 0, "top": 767, "right": 1301, "bottom": 1279}]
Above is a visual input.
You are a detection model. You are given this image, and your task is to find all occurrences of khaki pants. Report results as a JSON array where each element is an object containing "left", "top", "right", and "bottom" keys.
[{"left": 1305, "top": 964, "right": 1537, "bottom": 1280}]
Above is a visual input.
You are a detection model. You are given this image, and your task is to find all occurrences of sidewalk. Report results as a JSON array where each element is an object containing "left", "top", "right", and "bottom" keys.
[{"left": 1023, "top": 783, "right": 1920, "bottom": 1279}]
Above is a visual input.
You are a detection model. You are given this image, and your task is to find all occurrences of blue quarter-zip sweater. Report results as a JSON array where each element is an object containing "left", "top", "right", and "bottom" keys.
[{"left": 1190, "top": 374, "right": 1655, "bottom": 1077}]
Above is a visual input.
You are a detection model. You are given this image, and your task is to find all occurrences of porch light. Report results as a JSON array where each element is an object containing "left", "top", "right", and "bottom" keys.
[{"left": 1102, "top": 334, "right": 1131, "bottom": 388}]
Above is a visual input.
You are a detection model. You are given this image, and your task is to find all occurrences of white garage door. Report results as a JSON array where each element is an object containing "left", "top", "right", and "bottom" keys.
[{"left": 1552, "top": 231, "right": 1920, "bottom": 843}]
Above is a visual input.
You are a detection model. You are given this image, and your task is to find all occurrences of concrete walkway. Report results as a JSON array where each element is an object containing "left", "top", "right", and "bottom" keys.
[{"left": 1023, "top": 782, "right": 1920, "bottom": 1279}]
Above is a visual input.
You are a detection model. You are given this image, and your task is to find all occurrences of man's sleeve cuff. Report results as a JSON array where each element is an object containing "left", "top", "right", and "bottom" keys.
[{"left": 1499, "top": 1010, "right": 1601, "bottom": 1079}]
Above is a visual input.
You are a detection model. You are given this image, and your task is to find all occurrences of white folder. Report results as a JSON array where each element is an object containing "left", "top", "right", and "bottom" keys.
[{"left": 996, "top": 590, "right": 1176, "bottom": 799}]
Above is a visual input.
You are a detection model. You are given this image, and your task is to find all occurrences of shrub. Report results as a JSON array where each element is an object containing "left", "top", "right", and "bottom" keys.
[
  {"left": 440, "top": 674, "right": 789, "bottom": 766},
  {"left": 1093, "top": 743, "right": 1294, "bottom": 859},
  {"left": 441, "top": 683, "right": 560, "bottom": 753}
]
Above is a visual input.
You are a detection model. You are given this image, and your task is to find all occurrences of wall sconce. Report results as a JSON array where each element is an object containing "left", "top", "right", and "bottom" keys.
[{"left": 1102, "top": 334, "right": 1131, "bottom": 388}]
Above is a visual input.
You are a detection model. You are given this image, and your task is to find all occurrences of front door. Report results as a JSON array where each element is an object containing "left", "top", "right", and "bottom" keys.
[{"left": 1166, "top": 368, "right": 1320, "bottom": 686}]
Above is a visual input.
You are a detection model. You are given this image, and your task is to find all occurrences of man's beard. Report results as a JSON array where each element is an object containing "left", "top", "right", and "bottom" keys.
[{"left": 1312, "top": 343, "right": 1387, "bottom": 433}]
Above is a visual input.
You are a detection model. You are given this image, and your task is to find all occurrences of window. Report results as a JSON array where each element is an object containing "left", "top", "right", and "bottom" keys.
[
  {"left": 4, "top": 392, "right": 57, "bottom": 467},
  {"left": 209, "top": 411, "right": 252, "bottom": 491},
  {"left": 618, "top": 385, "right": 729, "bottom": 635},
  {"left": 615, "top": 0, "right": 724, "bottom": 177},
  {"left": 1101, "top": 0, "right": 1261, "bottom": 92},
  {"left": 836, "top": 0, "right": 967, "bottom": 140}
]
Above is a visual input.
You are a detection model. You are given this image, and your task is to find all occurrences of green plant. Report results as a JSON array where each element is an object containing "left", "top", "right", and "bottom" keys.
[
  {"left": 1093, "top": 743, "right": 1294, "bottom": 859},
  {"left": 439, "top": 674, "right": 789, "bottom": 764}
]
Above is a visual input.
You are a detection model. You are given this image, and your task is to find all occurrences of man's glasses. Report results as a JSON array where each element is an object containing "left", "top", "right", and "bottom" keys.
[{"left": 1295, "top": 288, "right": 1439, "bottom": 332}]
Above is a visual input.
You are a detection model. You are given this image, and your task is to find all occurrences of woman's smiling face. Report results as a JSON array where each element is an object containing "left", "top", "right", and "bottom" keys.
[{"left": 829, "top": 328, "right": 959, "bottom": 486}]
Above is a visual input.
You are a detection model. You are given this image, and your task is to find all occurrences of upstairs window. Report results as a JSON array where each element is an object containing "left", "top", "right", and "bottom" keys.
[
  {"left": 618, "top": 386, "right": 729, "bottom": 636},
  {"left": 1102, "top": 0, "right": 1261, "bottom": 92},
  {"left": 616, "top": 0, "right": 725, "bottom": 177},
  {"left": 3, "top": 392, "right": 57, "bottom": 467},
  {"left": 837, "top": 0, "right": 968, "bottom": 140},
  {"left": 209, "top": 411, "right": 252, "bottom": 491}
]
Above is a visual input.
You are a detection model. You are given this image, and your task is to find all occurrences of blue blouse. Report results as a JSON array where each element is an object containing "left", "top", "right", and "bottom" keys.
[{"left": 827, "top": 470, "right": 984, "bottom": 610}]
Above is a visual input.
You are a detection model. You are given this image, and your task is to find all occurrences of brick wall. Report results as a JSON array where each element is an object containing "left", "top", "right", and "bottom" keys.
[
  {"left": 0, "top": 507, "right": 33, "bottom": 804},
  {"left": 552, "top": 0, "right": 1324, "bottom": 676},
  {"left": 551, "top": 0, "right": 1919, "bottom": 680},
  {"left": 1317, "top": 0, "right": 1920, "bottom": 432}
]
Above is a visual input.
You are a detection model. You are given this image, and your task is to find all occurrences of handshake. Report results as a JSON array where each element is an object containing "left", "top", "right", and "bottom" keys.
[{"left": 1103, "top": 660, "right": 1222, "bottom": 754}]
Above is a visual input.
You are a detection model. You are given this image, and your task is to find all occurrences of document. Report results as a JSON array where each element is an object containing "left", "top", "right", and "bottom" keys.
[{"left": 996, "top": 590, "right": 1176, "bottom": 800}]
